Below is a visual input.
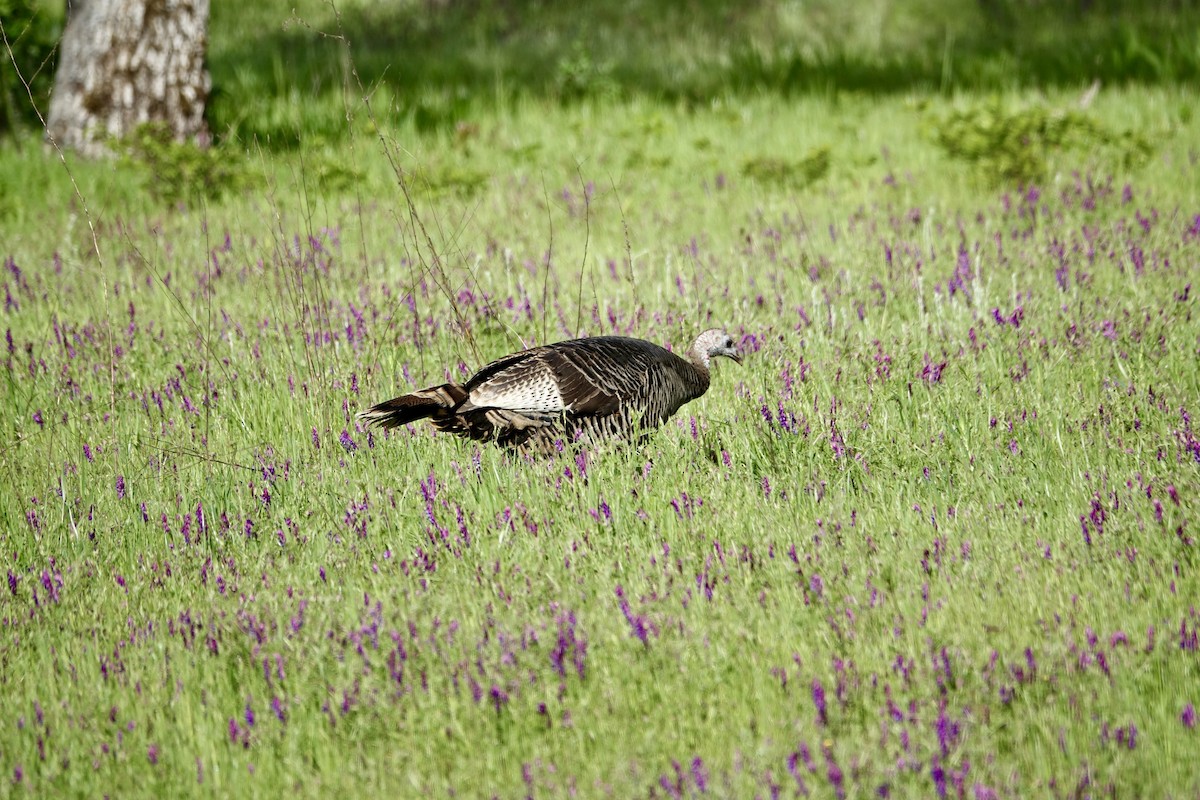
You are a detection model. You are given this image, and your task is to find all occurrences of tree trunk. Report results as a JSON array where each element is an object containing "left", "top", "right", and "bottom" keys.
[{"left": 46, "top": 0, "right": 211, "bottom": 157}]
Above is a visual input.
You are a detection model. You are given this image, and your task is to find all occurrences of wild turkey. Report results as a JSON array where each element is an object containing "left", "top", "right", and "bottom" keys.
[{"left": 359, "top": 329, "right": 742, "bottom": 450}]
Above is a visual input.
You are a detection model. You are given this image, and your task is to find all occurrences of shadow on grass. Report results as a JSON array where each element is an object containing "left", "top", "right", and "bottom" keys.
[{"left": 208, "top": 0, "right": 1200, "bottom": 145}]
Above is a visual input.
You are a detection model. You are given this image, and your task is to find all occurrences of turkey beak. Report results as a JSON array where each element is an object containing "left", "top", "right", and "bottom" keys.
[{"left": 725, "top": 346, "right": 743, "bottom": 365}]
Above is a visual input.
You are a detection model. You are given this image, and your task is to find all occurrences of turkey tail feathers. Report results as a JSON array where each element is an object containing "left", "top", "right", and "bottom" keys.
[{"left": 356, "top": 384, "right": 468, "bottom": 429}]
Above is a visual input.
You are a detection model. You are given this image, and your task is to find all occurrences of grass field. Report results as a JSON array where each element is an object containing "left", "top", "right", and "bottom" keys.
[{"left": 2, "top": 1, "right": 1200, "bottom": 797}]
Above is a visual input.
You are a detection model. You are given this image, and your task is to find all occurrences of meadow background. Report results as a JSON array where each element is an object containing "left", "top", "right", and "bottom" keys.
[{"left": 1, "top": 0, "right": 1199, "bottom": 796}]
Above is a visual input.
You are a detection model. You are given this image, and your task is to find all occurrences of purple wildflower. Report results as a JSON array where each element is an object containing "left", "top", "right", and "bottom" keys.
[
  {"left": 931, "top": 760, "right": 947, "bottom": 798},
  {"left": 947, "top": 245, "right": 973, "bottom": 297},
  {"left": 824, "top": 745, "right": 845, "bottom": 800},
  {"left": 1181, "top": 619, "right": 1198, "bottom": 651},
  {"left": 936, "top": 703, "right": 960, "bottom": 756},
  {"left": 615, "top": 585, "right": 654, "bottom": 644},
  {"left": 812, "top": 678, "right": 828, "bottom": 726},
  {"left": 690, "top": 757, "right": 708, "bottom": 793},
  {"left": 1055, "top": 263, "right": 1069, "bottom": 291},
  {"left": 1117, "top": 724, "right": 1137, "bottom": 750},
  {"left": 489, "top": 684, "right": 509, "bottom": 714},
  {"left": 115, "top": 475, "right": 126, "bottom": 500},
  {"left": 786, "top": 751, "right": 809, "bottom": 794},
  {"left": 920, "top": 354, "right": 946, "bottom": 384},
  {"left": 1182, "top": 704, "right": 1196, "bottom": 729}
]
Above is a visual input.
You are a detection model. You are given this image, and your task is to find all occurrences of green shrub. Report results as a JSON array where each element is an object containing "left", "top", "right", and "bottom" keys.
[
  {"left": 0, "top": 0, "right": 62, "bottom": 135},
  {"left": 406, "top": 158, "right": 489, "bottom": 197},
  {"left": 742, "top": 146, "right": 831, "bottom": 189},
  {"left": 931, "top": 98, "right": 1154, "bottom": 185},
  {"left": 116, "top": 122, "right": 250, "bottom": 205},
  {"left": 554, "top": 41, "right": 618, "bottom": 102}
]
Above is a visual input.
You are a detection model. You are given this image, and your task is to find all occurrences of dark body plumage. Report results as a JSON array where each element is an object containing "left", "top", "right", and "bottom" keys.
[{"left": 359, "top": 330, "right": 741, "bottom": 451}]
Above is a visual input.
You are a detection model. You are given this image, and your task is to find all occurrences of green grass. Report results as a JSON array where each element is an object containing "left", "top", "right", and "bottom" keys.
[
  {"left": 201, "top": 0, "right": 1200, "bottom": 146},
  {"left": 2, "top": 3, "right": 1200, "bottom": 797}
]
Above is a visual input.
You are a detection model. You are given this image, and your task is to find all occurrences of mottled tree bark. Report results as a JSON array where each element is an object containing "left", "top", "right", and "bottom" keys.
[{"left": 46, "top": 0, "right": 210, "bottom": 157}]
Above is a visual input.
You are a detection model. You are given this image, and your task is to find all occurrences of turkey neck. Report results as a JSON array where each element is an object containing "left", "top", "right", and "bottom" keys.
[{"left": 681, "top": 349, "right": 713, "bottom": 398}]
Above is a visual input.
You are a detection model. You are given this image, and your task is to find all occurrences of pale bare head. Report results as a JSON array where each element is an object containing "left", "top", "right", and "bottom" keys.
[{"left": 690, "top": 328, "right": 743, "bottom": 369}]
